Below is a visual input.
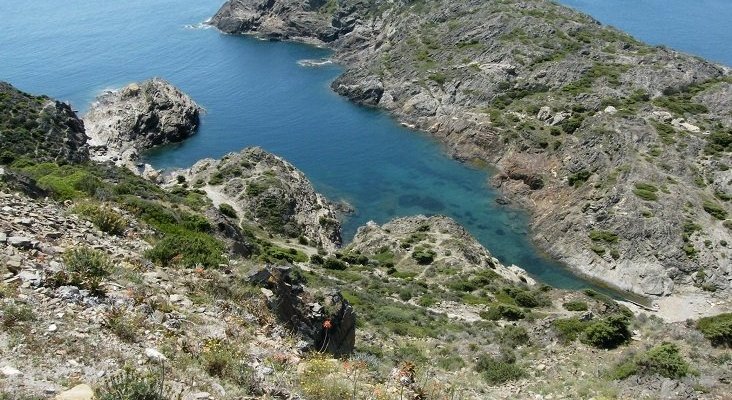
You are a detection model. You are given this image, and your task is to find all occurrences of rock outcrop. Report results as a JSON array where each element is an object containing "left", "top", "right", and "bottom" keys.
[
  {"left": 84, "top": 78, "right": 201, "bottom": 175},
  {"left": 211, "top": 0, "right": 732, "bottom": 301},
  {"left": 0, "top": 82, "right": 88, "bottom": 165},
  {"left": 171, "top": 147, "right": 342, "bottom": 250},
  {"left": 347, "top": 215, "right": 534, "bottom": 285},
  {"left": 249, "top": 265, "right": 356, "bottom": 355}
]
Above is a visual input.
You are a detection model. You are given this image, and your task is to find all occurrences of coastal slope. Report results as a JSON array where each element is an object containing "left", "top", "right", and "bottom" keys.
[{"left": 211, "top": 0, "right": 732, "bottom": 304}]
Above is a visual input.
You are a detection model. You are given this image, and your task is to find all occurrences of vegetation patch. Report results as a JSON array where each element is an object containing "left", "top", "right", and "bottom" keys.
[
  {"left": 609, "top": 342, "right": 691, "bottom": 380},
  {"left": 696, "top": 313, "right": 732, "bottom": 347},
  {"left": 633, "top": 182, "right": 659, "bottom": 201}
]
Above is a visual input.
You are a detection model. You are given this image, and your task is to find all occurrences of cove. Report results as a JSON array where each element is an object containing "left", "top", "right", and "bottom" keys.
[{"left": 3, "top": 0, "right": 723, "bottom": 300}]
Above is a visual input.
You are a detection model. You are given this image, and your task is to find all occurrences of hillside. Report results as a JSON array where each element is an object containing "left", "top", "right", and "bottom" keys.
[
  {"left": 211, "top": 0, "right": 732, "bottom": 310},
  {"left": 1, "top": 78, "right": 731, "bottom": 399}
]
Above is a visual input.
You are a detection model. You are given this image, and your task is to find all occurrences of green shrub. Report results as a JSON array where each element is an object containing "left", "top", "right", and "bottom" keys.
[
  {"left": 73, "top": 202, "right": 127, "bottom": 236},
  {"left": 609, "top": 342, "right": 691, "bottom": 380},
  {"left": 145, "top": 231, "right": 224, "bottom": 268},
  {"left": 218, "top": 203, "right": 238, "bottom": 219},
  {"left": 552, "top": 317, "right": 588, "bottom": 343},
  {"left": 635, "top": 342, "right": 690, "bottom": 379},
  {"left": 500, "top": 325, "right": 530, "bottom": 347},
  {"left": 475, "top": 355, "right": 525, "bottom": 385},
  {"left": 97, "top": 367, "right": 168, "bottom": 400},
  {"left": 581, "top": 314, "right": 631, "bottom": 349},
  {"left": 323, "top": 257, "right": 347, "bottom": 271},
  {"left": 481, "top": 304, "right": 525, "bottom": 321},
  {"left": 633, "top": 182, "right": 659, "bottom": 201},
  {"left": 568, "top": 170, "right": 591, "bottom": 186},
  {"left": 103, "top": 307, "right": 140, "bottom": 343},
  {"left": 1, "top": 303, "right": 35, "bottom": 330},
  {"left": 696, "top": 312, "right": 732, "bottom": 347},
  {"left": 64, "top": 247, "right": 113, "bottom": 278},
  {"left": 411, "top": 248, "right": 436, "bottom": 265},
  {"left": 702, "top": 200, "right": 728, "bottom": 220},
  {"left": 589, "top": 230, "right": 618, "bottom": 243},
  {"left": 563, "top": 300, "right": 588, "bottom": 311},
  {"left": 512, "top": 290, "right": 547, "bottom": 308}
]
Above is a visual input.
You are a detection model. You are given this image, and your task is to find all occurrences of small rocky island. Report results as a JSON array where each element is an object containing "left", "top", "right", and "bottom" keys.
[{"left": 85, "top": 78, "right": 201, "bottom": 178}]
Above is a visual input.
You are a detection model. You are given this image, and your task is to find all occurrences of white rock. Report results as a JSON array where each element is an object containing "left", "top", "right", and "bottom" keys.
[
  {"left": 603, "top": 105, "right": 617, "bottom": 114},
  {"left": 1, "top": 365, "right": 22, "bottom": 377},
  {"left": 48, "top": 324, "right": 58, "bottom": 332},
  {"left": 145, "top": 347, "right": 168, "bottom": 363},
  {"left": 54, "top": 384, "right": 94, "bottom": 400}
]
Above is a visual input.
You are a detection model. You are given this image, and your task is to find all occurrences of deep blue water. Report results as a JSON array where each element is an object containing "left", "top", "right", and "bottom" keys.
[
  {"left": 1, "top": 0, "right": 727, "bottom": 294},
  {"left": 558, "top": 0, "right": 732, "bottom": 66}
]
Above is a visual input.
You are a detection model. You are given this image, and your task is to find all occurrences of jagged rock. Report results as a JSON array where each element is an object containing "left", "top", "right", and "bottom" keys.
[
  {"left": 248, "top": 265, "right": 356, "bottom": 355},
  {"left": 84, "top": 78, "right": 201, "bottom": 173},
  {"left": 173, "top": 147, "right": 342, "bottom": 250},
  {"left": 332, "top": 74, "right": 384, "bottom": 106},
  {"left": 8, "top": 236, "right": 32, "bottom": 249}
]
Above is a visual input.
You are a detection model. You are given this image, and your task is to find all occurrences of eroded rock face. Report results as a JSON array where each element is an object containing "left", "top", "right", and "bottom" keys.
[
  {"left": 84, "top": 78, "right": 201, "bottom": 174},
  {"left": 211, "top": 0, "right": 732, "bottom": 300},
  {"left": 172, "top": 147, "right": 342, "bottom": 250},
  {"left": 249, "top": 265, "right": 355, "bottom": 355},
  {"left": 348, "top": 215, "right": 535, "bottom": 285}
]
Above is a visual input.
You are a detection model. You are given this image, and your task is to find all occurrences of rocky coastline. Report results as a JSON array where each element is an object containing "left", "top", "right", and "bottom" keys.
[{"left": 210, "top": 0, "right": 732, "bottom": 312}]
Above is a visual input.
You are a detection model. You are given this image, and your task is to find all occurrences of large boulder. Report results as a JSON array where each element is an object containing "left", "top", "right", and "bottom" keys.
[{"left": 249, "top": 265, "right": 355, "bottom": 355}]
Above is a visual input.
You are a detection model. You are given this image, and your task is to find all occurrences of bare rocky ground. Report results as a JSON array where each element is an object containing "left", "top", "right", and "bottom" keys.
[{"left": 0, "top": 191, "right": 731, "bottom": 399}]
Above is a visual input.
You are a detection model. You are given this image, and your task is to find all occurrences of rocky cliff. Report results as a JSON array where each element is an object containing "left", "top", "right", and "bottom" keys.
[
  {"left": 0, "top": 82, "right": 88, "bottom": 165},
  {"left": 84, "top": 78, "right": 201, "bottom": 176},
  {"left": 170, "top": 147, "right": 343, "bottom": 250},
  {"left": 211, "top": 0, "right": 732, "bottom": 302}
]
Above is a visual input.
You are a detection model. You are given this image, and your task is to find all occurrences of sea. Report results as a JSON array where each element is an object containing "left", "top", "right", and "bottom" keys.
[{"left": 1, "top": 0, "right": 728, "bottom": 293}]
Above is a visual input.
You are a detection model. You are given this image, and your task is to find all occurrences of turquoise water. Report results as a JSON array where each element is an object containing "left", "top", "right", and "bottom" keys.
[
  {"left": 1, "top": 1, "right": 727, "bottom": 294},
  {"left": 558, "top": 0, "right": 732, "bottom": 66}
]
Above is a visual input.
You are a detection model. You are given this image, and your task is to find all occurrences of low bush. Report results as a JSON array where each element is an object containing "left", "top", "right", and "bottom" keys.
[
  {"left": 145, "top": 231, "right": 224, "bottom": 268},
  {"left": 1, "top": 303, "right": 35, "bottom": 330},
  {"left": 568, "top": 170, "right": 591, "bottom": 186},
  {"left": 62, "top": 248, "right": 113, "bottom": 292},
  {"left": 218, "top": 203, "right": 238, "bottom": 219},
  {"left": 581, "top": 314, "right": 631, "bottom": 349},
  {"left": 702, "top": 200, "right": 728, "bottom": 220},
  {"left": 500, "top": 325, "right": 530, "bottom": 347},
  {"left": 323, "top": 257, "right": 347, "bottom": 271},
  {"left": 481, "top": 304, "right": 525, "bottom": 321},
  {"left": 563, "top": 300, "right": 589, "bottom": 311},
  {"left": 475, "top": 354, "right": 526, "bottom": 385},
  {"left": 609, "top": 342, "right": 691, "bottom": 380},
  {"left": 97, "top": 367, "right": 168, "bottom": 400},
  {"left": 411, "top": 248, "right": 436, "bottom": 265},
  {"left": 696, "top": 312, "right": 732, "bottom": 347},
  {"left": 552, "top": 317, "right": 589, "bottom": 343},
  {"left": 589, "top": 230, "right": 619, "bottom": 243},
  {"left": 73, "top": 202, "right": 127, "bottom": 236},
  {"left": 633, "top": 182, "right": 659, "bottom": 201}
]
